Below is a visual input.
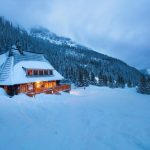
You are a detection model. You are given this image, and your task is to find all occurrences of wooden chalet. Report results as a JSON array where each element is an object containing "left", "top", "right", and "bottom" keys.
[{"left": 0, "top": 45, "right": 70, "bottom": 97}]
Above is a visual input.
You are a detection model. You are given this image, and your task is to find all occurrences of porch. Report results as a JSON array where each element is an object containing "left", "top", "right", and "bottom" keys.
[
  {"left": 3, "top": 81, "right": 71, "bottom": 97},
  {"left": 26, "top": 84, "right": 71, "bottom": 97}
]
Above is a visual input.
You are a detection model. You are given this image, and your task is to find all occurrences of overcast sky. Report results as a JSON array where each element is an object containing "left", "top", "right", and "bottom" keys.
[{"left": 0, "top": 0, "right": 150, "bottom": 69}]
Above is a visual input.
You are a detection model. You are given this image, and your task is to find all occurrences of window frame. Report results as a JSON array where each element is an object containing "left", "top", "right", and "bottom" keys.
[{"left": 26, "top": 69, "right": 53, "bottom": 77}]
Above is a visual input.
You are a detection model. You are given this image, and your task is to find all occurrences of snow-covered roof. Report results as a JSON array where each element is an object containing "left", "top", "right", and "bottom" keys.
[{"left": 0, "top": 48, "right": 63, "bottom": 85}]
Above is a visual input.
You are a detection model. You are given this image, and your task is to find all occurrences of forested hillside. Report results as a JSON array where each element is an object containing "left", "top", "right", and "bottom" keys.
[{"left": 0, "top": 17, "right": 143, "bottom": 88}]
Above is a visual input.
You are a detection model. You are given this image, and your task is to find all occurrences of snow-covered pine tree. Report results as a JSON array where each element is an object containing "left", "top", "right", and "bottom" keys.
[
  {"left": 138, "top": 75, "right": 146, "bottom": 94},
  {"left": 108, "top": 76, "right": 114, "bottom": 88},
  {"left": 138, "top": 76, "right": 150, "bottom": 94}
]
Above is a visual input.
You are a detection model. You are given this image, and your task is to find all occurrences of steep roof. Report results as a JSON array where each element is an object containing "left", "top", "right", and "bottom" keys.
[{"left": 0, "top": 48, "right": 63, "bottom": 85}]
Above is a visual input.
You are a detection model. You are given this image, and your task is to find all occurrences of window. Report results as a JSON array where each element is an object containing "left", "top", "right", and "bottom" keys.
[
  {"left": 39, "top": 70, "right": 43, "bottom": 75},
  {"left": 34, "top": 70, "right": 38, "bottom": 75},
  {"left": 48, "top": 70, "right": 53, "bottom": 75},
  {"left": 27, "top": 70, "right": 33, "bottom": 76},
  {"left": 26, "top": 69, "right": 53, "bottom": 76},
  {"left": 44, "top": 70, "right": 48, "bottom": 75},
  {"left": 50, "top": 70, "right": 53, "bottom": 75}
]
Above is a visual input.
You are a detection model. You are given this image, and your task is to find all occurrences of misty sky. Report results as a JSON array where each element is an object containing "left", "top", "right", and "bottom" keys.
[{"left": 0, "top": 0, "right": 150, "bottom": 69}]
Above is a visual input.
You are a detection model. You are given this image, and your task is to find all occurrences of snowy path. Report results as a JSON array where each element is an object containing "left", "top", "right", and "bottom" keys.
[{"left": 0, "top": 86, "right": 150, "bottom": 150}]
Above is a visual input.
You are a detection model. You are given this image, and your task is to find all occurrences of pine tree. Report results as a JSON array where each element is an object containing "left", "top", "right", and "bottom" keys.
[
  {"left": 137, "top": 76, "right": 147, "bottom": 94},
  {"left": 138, "top": 76, "right": 150, "bottom": 94},
  {"left": 116, "top": 75, "right": 125, "bottom": 88},
  {"left": 146, "top": 77, "right": 150, "bottom": 94},
  {"left": 90, "top": 72, "right": 95, "bottom": 85},
  {"left": 127, "top": 80, "right": 132, "bottom": 88},
  {"left": 108, "top": 76, "right": 114, "bottom": 88}
]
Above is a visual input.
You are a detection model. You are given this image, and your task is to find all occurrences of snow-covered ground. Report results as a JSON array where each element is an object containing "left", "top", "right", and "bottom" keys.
[{"left": 0, "top": 86, "right": 150, "bottom": 150}]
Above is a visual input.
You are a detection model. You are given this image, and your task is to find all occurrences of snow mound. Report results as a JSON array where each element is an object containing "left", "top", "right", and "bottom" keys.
[{"left": 0, "top": 88, "right": 7, "bottom": 96}]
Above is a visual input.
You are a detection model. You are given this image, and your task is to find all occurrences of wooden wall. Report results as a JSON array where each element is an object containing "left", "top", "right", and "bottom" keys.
[{"left": 4, "top": 80, "right": 70, "bottom": 96}]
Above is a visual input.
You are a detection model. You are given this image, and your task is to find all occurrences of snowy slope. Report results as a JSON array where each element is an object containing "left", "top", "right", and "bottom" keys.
[
  {"left": 140, "top": 69, "right": 150, "bottom": 75},
  {"left": 30, "top": 27, "right": 77, "bottom": 47},
  {"left": 0, "top": 86, "right": 150, "bottom": 150}
]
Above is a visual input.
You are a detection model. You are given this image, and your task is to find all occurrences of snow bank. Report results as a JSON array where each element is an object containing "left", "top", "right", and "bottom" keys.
[
  {"left": 0, "top": 86, "right": 150, "bottom": 150},
  {"left": 0, "top": 88, "right": 7, "bottom": 96}
]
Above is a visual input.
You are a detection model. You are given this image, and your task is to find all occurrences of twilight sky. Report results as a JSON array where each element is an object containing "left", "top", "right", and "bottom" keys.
[{"left": 0, "top": 0, "right": 150, "bottom": 69}]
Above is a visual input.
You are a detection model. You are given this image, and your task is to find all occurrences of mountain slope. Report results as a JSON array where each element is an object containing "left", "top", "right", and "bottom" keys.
[
  {"left": 140, "top": 69, "right": 150, "bottom": 76},
  {"left": 30, "top": 26, "right": 142, "bottom": 87},
  {"left": 30, "top": 27, "right": 77, "bottom": 47},
  {"left": 0, "top": 17, "right": 143, "bottom": 87}
]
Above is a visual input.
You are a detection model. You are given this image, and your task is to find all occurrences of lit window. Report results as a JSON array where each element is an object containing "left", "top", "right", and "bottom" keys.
[{"left": 27, "top": 70, "right": 33, "bottom": 76}]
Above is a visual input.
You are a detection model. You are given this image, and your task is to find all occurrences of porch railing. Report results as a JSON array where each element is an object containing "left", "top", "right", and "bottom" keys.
[{"left": 26, "top": 84, "right": 71, "bottom": 97}]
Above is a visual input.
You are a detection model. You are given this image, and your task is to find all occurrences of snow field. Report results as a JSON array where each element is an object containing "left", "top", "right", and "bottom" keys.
[{"left": 0, "top": 86, "right": 150, "bottom": 150}]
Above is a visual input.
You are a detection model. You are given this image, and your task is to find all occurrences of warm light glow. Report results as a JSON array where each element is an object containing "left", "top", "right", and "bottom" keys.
[{"left": 35, "top": 81, "right": 41, "bottom": 88}]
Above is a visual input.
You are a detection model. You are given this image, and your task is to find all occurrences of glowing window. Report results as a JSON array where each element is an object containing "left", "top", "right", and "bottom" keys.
[{"left": 27, "top": 70, "right": 33, "bottom": 76}]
